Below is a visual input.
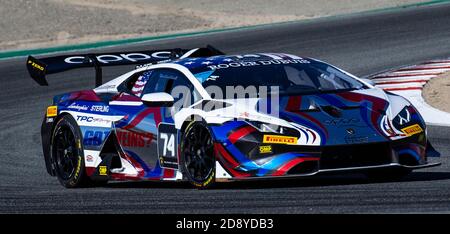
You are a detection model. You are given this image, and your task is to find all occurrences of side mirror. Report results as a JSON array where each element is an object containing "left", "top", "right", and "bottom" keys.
[{"left": 141, "top": 92, "right": 174, "bottom": 107}]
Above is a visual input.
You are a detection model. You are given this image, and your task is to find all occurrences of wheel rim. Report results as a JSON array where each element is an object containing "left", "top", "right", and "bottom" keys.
[
  {"left": 183, "top": 124, "right": 215, "bottom": 183},
  {"left": 54, "top": 126, "right": 78, "bottom": 180}
]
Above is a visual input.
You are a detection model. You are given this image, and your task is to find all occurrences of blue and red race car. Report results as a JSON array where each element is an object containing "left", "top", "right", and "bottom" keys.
[{"left": 27, "top": 46, "right": 440, "bottom": 188}]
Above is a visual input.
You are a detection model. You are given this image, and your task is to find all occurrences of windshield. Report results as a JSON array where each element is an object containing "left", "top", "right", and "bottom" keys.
[{"left": 196, "top": 59, "right": 365, "bottom": 97}]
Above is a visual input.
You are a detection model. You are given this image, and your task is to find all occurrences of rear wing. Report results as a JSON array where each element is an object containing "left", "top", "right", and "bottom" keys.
[{"left": 26, "top": 45, "right": 224, "bottom": 87}]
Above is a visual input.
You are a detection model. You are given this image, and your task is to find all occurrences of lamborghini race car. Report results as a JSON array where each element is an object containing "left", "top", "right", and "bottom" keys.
[{"left": 27, "top": 46, "right": 440, "bottom": 188}]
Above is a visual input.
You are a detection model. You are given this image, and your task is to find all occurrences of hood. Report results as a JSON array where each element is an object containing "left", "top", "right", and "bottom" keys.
[{"left": 244, "top": 88, "right": 393, "bottom": 146}]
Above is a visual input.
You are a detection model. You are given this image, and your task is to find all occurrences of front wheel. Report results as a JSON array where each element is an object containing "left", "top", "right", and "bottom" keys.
[
  {"left": 180, "top": 121, "right": 216, "bottom": 188},
  {"left": 51, "top": 115, "right": 90, "bottom": 188}
]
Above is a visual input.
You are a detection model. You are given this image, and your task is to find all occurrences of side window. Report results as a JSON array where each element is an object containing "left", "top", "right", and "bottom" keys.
[
  {"left": 142, "top": 69, "right": 200, "bottom": 107},
  {"left": 130, "top": 70, "right": 153, "bottom": 97},
  {"left": 142, "top": 70, "right": 173, "bottom": 96}
]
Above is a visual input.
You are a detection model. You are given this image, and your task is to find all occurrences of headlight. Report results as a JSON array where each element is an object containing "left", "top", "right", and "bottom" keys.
[{"left": 392, "top": 105, "right": 426, "bottom": 137}]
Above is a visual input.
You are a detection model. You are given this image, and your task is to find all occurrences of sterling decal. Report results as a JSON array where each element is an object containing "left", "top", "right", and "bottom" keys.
[{"left": 90, "top": 105, "right": 109, "bottom": 113}]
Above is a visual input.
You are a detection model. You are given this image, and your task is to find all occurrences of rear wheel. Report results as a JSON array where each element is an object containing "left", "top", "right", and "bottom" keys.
[
  {"left": 180, "top": 121, "right": 216, "bottom": 188},
  {"left": 52, "top": 115, "right": 90, "bottom": 188}
]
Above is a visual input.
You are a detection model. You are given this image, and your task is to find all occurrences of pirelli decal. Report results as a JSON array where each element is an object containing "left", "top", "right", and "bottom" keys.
[
  {"left": 401, "top": 124, "right": 423, "bottom": 136},
  {"left": 263, "top": 135, "right": 298, "bottom": 145}
]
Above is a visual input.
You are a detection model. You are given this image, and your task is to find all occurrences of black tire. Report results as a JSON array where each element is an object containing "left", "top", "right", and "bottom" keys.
[
  {"left": 365, "top": 168, "right": 412, "bottom": 182},
  {"left": 180, "top": 121, "right": 216, "bottom": 188},
  {"left": 51, "top": 115, "right": 90, "bottom": 188}
]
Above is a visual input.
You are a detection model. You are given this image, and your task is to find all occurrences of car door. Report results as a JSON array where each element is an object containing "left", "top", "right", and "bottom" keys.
[{"left": 113, "top": 68, "right": 198, "bottom": 177}]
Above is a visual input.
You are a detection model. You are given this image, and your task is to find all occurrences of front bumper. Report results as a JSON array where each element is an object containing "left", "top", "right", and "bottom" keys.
[{"left": 222, "top": 162, "right": 441, "bottom": 181}]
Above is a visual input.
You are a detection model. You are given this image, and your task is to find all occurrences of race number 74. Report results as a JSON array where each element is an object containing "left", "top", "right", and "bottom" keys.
[{"left": 160, "top": 133, "right": 175, "bottom": 157}]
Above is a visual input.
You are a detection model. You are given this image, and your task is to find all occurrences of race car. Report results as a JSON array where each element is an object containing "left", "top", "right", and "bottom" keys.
[{"left": 27, "top": 45, "right": 441, "bottom": 188}]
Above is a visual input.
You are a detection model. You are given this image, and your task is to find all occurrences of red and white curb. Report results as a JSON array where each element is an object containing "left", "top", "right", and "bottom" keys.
[{"left": 369, "top": 59, "right": 450, "bottom": 126}]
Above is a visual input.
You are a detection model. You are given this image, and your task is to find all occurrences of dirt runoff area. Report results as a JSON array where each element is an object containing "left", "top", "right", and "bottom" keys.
[
  {"left": 423, "top": 72, "right": 450, "bottom": 113},
  {"left": 0, "top": 0, "right": 429, "bottom": 51}
]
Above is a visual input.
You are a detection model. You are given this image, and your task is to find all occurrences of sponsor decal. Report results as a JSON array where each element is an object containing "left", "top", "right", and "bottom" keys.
[
  {"left": 68, "top": 103, "right": 89, "bottom": 111},
  {"left": 90, "top": 105, "right": 109, "bottom": 113},
  {"left": 207, "top": 59, "right": 310, "bottom": 70},
  {"left": 116, "top": 130, "right": 153, "bottom": 148},
  {"left": 83, "top": 130, "right": 109, "bottom": 146},
  {"left": 401, "top": 124, "right": 423, "bottom": 136},
  {"left": 76, "top": 115, "right": 111, "bottom": 124},
  {"left": 259, "top": 145, "right": 272, "bottom": 154},
  {"left": 192, "top": 171, "right": 215, "bottom": 188},
  {"left": 86, "top": 155, "right": 94, "bottom": 162},
  {"left": 263, "top": 135, "right": 298, "bottom": 145},
  {"left": 46, "top": 106, "right": 58, "bottom": 117},
  {"left": 345, "top": 136, "right": 369, "bottom": 144},
  {"left": 99, "top": 166, "right": 108, "bottom": 176},
  {"left": 398, "top": 108, "right": 411, "bottom": 125},
  {"left": 28, "top": 59, "right": 44, "bottom": 71},
  {"left": 64, "top": 51, "right": 172, "bottom": 64},
  {"left": 74, "top": 156, "right": 82, "bottom": 178},
  {"left": 324, "top": 118, "right": 360, "bottom": 126}
]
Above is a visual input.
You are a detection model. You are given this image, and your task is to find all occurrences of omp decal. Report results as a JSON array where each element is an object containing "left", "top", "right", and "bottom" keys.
[
  {"left": 99, "top": 166, "right": 108, "bottom": 176},
  {"left": 401, "top": 124, "right": 424, "bottom": 136},
  {"left": 46, "top": 106, "right": 57, "bottom": 117},
  {"left": 259, "top": 145, "right": 272, "bottom": 154},
  {"left": 263, "top": 135, "right": 298, "bottom": 145}
]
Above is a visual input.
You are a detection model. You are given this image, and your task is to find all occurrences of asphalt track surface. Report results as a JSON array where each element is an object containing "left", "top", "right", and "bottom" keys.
[{"left": 1, "top": 3, "right": 450, "bottom": 213}]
